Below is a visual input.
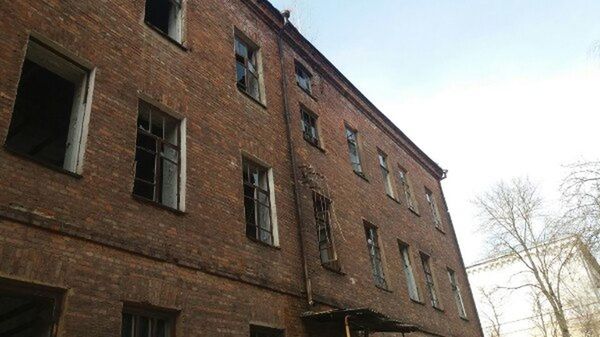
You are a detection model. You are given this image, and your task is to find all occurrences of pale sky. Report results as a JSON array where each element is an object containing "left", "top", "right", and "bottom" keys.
[{"left": 270, "top": 0, "right": 600, "bottom": 265}]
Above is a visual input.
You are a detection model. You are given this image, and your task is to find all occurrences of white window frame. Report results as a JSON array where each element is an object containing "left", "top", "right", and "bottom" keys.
[
  {"left": 399, "top": 242, "right": 420, "bottom": 302},
  {"left": 425, "top": 188, "right": 442, "bottom": 229}
]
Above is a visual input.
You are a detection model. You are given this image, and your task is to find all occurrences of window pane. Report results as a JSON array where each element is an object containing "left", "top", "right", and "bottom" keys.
[
  {"left": 136, "top": 150, "right": 156, "bottom": 183},
  {"left": 235, "top": 38, "right": 248, "bottom": 59},
  {"left": 122, "top": 313, "right": 133, "bottom": 337},
  {"left": 133, "top": 180, "right": 155, "bottom": 201},
  {"left": 236, "top": 62, "right": 247, "bottom": 89},
  {"left": 247, "top": 73, "right": 260, "bottom": 100},
  {"left": 138, "top": 316, "right": 150, "bottom": 337},
  {"left": 162, "top": 158, "right": 179, "bottom": 208}
]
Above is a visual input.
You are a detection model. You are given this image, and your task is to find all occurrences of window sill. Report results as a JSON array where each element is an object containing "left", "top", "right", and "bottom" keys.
[
  {"left": 435, "top": 226, "right": 446, "bottom": 235},
  {"left": 132, "top": 195, "right": 186, "bottom": 215},
  {"left": 433, "top": 306, "right": 445, "bottom": 313},
  {"left": 246, "top": 235, "right": 281, "bottom": 250},
  {"left": 408, "top": 207, "right": 420, "bottom": 217},
  {"left": 4, "top": 146, "right": 83, "bottom": 179},
  {"left": 410, "top": 298, "right": 425, "bottom": 306},
  {"left": 144, "top": 21, "right": 189, "bottom": 52},
  {"left": 460, "top": 316, "right": 469, "bottom": 322},
  {"left": 237, "top": 86, "right": 267, "bottom": 109},
  {"left": 353, "top": 170, "right": 369, "bottom": 182},
  {"left": 303, "top": 137, "right": 326, "bottom": 153},
  {"left": 321, "top": 261, "right": 345, "bottom": 275},
  {"left": 386, "top": 194, "right": 400, "bottom": 204},
  {"left": 297, "top": 83, "right": 317, "bottom": 101},
  {"left": 375, "top": 285, "right": 393, "bottom": 293}
]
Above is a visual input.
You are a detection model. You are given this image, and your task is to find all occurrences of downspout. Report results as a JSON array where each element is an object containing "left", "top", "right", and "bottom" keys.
[{"left": 277, "top": 10, "right": 313, "bottom": 306}]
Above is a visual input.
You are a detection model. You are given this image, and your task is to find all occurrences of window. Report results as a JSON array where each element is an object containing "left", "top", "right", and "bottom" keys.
[
  {"left": 425, "top": 189, "right": 442, "bottom": 229},
  {"left": 250, "top": 325, "right": 283, "bottom": 337},
  {"left": 378, "top": 151, "right": 394, "bottom": 197},
  {"left": 5, "top": 38, "right": 92, "bottom": 173},
  {"left": 398, "top": 167, "right": 418, "bottom": 212},
  {"left": 364, "top": 223, "right": 387, "bottom": 289},
  {"left": 399, "top": 242, "right": 420, "bottom": 302},
  {"left": 313, "top": 192, "right": 339, "bottom": 269},
  {"left": 133, "top": 101, "right": 184, "bottom": 210},
  {"left": 300, "top": 108, "right": 319, "bottom": 146},
  {"left": 144, "top": 0, "right": 183, "bottom": 42},
  {"left": 295, "top": 62, "right": 312, "bottom": 94},
  {"left": 420, "top": 253, "right": 440, "bottom": 308},
  {"left": 0, "top": 280, "right": 63, "bottom": 337},
  {"left": 345, "top": 126, "right": 363, "bottom": 174},
  {"left": 122, "top": 306, "right": 175, "bottom": 337},
  {"left": 235, "top": 35, "right": 261, "bottom": 101},
  {"left": 243, "top": 158, "right": 277, "bottom": 245},
  {"left": 448, "top": 269, "right": 467, "bottom": 318}
]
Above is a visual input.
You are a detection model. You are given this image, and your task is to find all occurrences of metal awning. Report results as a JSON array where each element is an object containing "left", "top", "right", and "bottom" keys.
[{"left": 301, "top": 308, "right": 420, "bottom": 333}]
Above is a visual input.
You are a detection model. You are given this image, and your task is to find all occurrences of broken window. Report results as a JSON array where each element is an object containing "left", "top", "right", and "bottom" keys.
[
  {"left": 364, "top": 223, "right": 387, "bottom": 289},
  {"left": 313, "top": 192, "right": 339, "bottom": 269},
  {"left": 250, "top": 325, "right": 283, "bottom": 337},
  {"left": 399, "top": 242, "right": 420, "bottom": 302},
  {"left": 378, "top": 151, "right": 394, "bottom": 198},
  {"left": 5, "top": 38, "right": 91, "bottom": 173},
  {"left": 345, "top": 126, "right": 363, "bottom": 174},
  {"left": 295, "top": 62, "right": 312, "bottom": 94},
  {"left": 145, "top": 0, "right": 183, "bottom": 42},
  {"left": 448, "top": 268, "right": 467, "bottom": 318},
  {"left": 300, "top": 108, "right": 319, "bottom": 147},
  {"left": 235, "top": 35, "right": 261, "bottom": 101},
  {"left": 0, "top": 280, "right": 63, "bottom": 337},
  {"left": 425, "top": 188, "right": 442, "bottom": 229},
  {"left": 398, "top": 167, "right": 418, "bottom": 213},
  {"left": 243, "top": 159, "right": 276, "bottom": 245},
  {"left": 122, "top": 306, "right": 175, "bottom": 337},
  {"left": 133, "top": 101, "right": 183, "bottom": 210},
  {"left": 420, "top": 253, "right": 440, "bottom": 308}
]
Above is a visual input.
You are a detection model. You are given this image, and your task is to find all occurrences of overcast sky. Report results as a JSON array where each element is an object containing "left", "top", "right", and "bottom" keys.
[{"left": 270, "top": 0, "right": 600, "bottom": 265}]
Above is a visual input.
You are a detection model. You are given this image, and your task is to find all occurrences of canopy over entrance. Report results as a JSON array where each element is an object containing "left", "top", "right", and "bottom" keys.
[{"left": 302, "top": 308, "right": 420, "bottom": 334}]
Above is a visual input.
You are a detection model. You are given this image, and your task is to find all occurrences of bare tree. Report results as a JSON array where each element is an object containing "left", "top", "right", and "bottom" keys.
[
  {"left": 561, "top": 160, "right": 600, "bottom": 257},
  {"left": 474, "top": 178, "right": 578, "bottom": 337},
  {"left": 479, "top": 287, "right": 503, "bottom": 337}
]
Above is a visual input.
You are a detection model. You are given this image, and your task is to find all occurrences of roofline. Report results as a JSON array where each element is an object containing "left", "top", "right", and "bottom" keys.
[{"left": 250, "top": 0, "right": 447, "bottom": 180}]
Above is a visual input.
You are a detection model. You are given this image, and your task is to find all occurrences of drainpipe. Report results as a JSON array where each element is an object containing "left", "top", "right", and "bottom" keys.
[
  {"left": 277, "top": 10, "right": 313, "bottom": 306},
  {"left": 344, "top": 315, "right": 351, "bottom": 337}
]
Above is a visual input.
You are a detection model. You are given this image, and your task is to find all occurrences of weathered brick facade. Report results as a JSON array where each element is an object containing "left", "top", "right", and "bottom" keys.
[{"left": 0, "top": 1, "right": 483, "bottom": 336}]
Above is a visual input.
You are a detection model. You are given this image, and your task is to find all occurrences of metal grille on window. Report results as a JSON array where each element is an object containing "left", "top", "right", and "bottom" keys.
[
  {"left": 346, "top": 127, "right": 362, "bottom": 173},
  {"left": 133, "top": 101, "right": 181, "bottom": 210},
  {"left": 235, "top": 37, "right": 260, "bottom": 101},
  {"left": 243, "top": 160, "right": 273, "bottom": 245},
  {"left": 313, "top": 192, "right": 338, "bottom": 266},
  {"left": 365, "top": 225, "right": 387, "bottom": 288},
  {"left": 421, "top": 254, "right": 440, "bottom": 307},
  {"left": 301, "top": 109, "right": 319, "bottom": 146},
  {"left": 122, "top": 312, "right": 171, "bottom": 337}
]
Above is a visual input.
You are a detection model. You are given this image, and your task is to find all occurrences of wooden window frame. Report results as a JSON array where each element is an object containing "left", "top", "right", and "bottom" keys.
[
  {"left": 133, "top": 101, "right": 183, "bottom": 211},
  {"left": 378, "top": 151, "right": 394, "bottom": 198},
  {"left": 398, "top": 241, "right": 421, "bottom": 302},
  {"left": 294, "top": 61, "right": 312, "bottom": 94},
  {"left": 300, "top": 107, "right": 319, "bottom": 147},
  {"left": 243, "top": 158, "right": 276, "bottom": 246},
  {"left": 122, "top": 304, "right": 177, "bottom": 337},
  {"left": 425, "top": 188, "right": 442, "bottom": 229},
  {"left": 345, "top": 125, "right": 363, "bottom": 175},
  {"left": 235, "top": 34, "right": 262, "bottom": 102},
  {"left": 364, "top": 222, "right": 388, "bottom": 289},
  {"left": 447, "top": 268, "right": 468, "bottom": 318},
  {"left": 312, "top": 192, "right": 340, "bottom": 269},
  {"left": 398, "top": 166, "right": 418, "bottom": 213},
  {"left": 420, "top": 253, "right": 440, "bottom": 308}
]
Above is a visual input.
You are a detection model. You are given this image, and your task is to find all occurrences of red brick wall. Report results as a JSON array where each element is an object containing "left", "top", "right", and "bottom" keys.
[{"left": 0, "top": 0, "right": 483, "bottom": 336}]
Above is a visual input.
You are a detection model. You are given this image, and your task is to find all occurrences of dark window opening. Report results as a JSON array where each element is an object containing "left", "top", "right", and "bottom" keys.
[
  {"left": 5, "top": 39, "right": 89, "bottom": 173},
  {"left": 364, "top": 223, "right": 387, "bottom": 289},
  {"left": 122, "top": 306, "right": 175, "bottom": 337},
  {"left": 235, "top": 36, "right": 261, "bottom": 101},
  {"left": 243, "top": 159, "right": 273, "bottom": 245},
  {"left": 345, "top": 126, "right": 362, "bottom": 174},
  {"left": 295, "top": 62, "right": 312, "bottom": 94},
  {"left": 250, "top": 325, "right": 283, "bottom": 337},
  {"left": 145, "top": 0, "right": 183, "bottom": 42},
  {"left": 0, "top": 280, "right": 63, "bottom": 337},
  {"left": 133, "top": 101, "right": 181, "bottom": 210},
  {"left": 378, "top": 151, "right": 394, "bottom": 197},
  {"left": 301, "top": 108, "right": 319, "bottom": 146},
  {"left": 313, "top": 192, "right": 339, "bottom": 269}
]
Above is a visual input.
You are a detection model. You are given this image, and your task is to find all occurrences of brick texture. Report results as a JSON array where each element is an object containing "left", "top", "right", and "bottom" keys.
[{"left": 0, "top": 1, "right": 483, "bottom": 336}]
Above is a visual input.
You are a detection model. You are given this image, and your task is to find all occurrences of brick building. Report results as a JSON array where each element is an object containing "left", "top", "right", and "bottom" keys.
[{"left": 0, "top": 1, "right": 484, "bottom": 336}]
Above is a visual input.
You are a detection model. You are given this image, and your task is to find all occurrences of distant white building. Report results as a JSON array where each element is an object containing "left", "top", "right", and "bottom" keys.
[{"left": 467, "top": 238, "right": 600, "bottom": 337}]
